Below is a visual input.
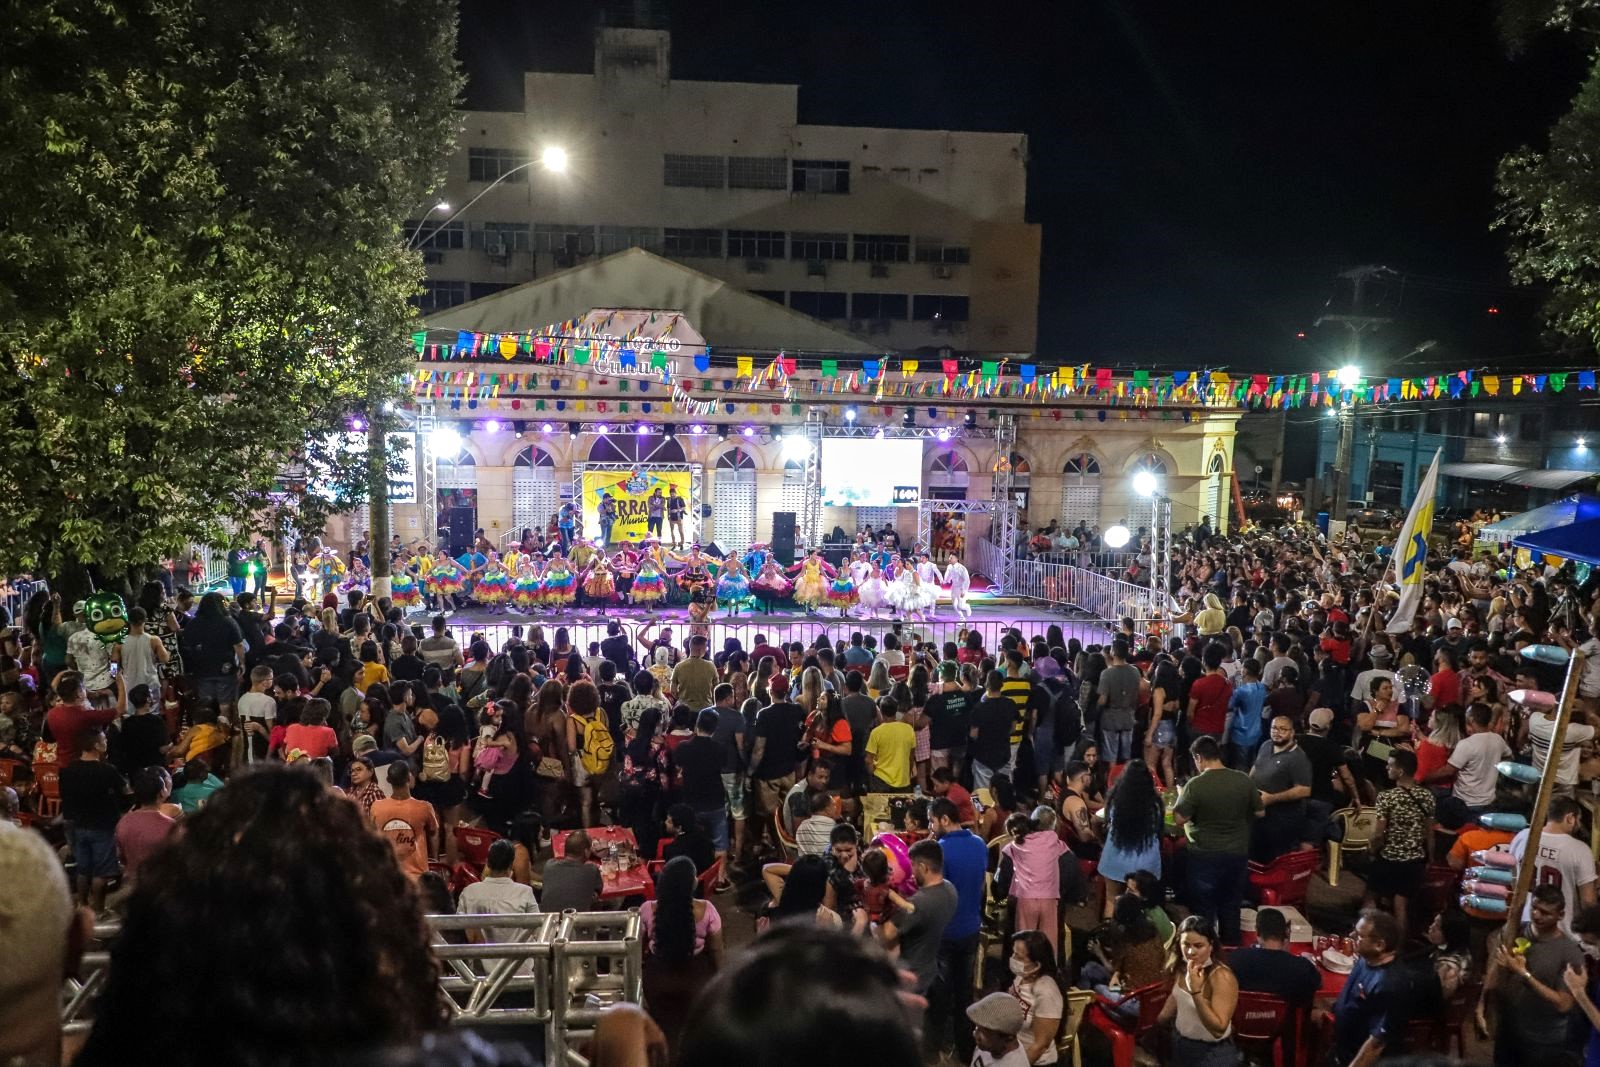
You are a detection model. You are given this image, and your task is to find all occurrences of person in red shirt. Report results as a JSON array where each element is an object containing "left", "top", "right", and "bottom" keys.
[
  {"left": 369, "top": 762, "right": 439, "bottom": 879},
  {"left": 1430, "top": 647, "right": 1462, "bottom": 712},
  {"left": 1186, "top": 644, "right": 1233, "bottom": 738},
  {"left": 930, "top": 766, "right": 977, "bottom": 823},
  {"left": 44, "top": 671, "right": 119, "bottom": 766},
  {"left": 750, "top": 634, "right": 786, "bottom": 673},
  {"left": 1319, "top": 621, "right": 1352, "bottom": 666}
]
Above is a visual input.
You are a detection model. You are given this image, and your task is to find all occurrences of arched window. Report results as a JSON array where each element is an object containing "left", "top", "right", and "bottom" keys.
[
  {"left": 927, "top": 449, "right": 970, "bottom": 500},
  {"left": 1132, "top": 453, "right": 1169, "bottom": 477},
  {"left": 585, "top": 432, "right": 687, "bottom": 464},
  {"left": 1061, "top": 453, "right": 1101, "bottom": 528},
  {"left": 780, "top": 457, "right": 809, "bottom": 522},
  {"left": 712, "top": 448, "right": 758, "bottom": 547},
  {"left": 512, "top": 446, "right": 560, "bottom": 539},
  {"left": 1205, "top": 453, "right": 1227, "bottom": 533}
]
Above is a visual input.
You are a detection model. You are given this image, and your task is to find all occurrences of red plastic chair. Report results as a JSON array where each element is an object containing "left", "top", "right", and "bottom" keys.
[
  {"left": 1084, "top": 979, "right": 1171, "bottom": 1067},
  {"left": 453, "top": 825, "right": 502, "bottom": 871},
  {"left": 0, "top": 757, "right": 24, "bottom": 786},
  {"left": 451, "top": 863, "right": 483, "bottom": 894},
  {"left": 1247, "top": 849, "right": 1320, "bottom": 907},
  {"left": 32, "top": 764, "right": 61, "bottom": 819},
  {"left": 696, "top": 856, "right": 724, "bottom": 898},
  {"left": 1232, "top": 991, "right": 1295, "bottom": 1067},
  {"left": 1419, "top": 862, "right": 1461, "bottom": 917}
]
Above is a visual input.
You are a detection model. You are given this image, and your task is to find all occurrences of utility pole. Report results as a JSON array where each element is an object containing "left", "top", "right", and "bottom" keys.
[
  {"left": 1317, "top": 265, "right": 1392, "bottom": 524},
  {"left": 367, "top": 410, "right": 392, "bottom": 601}
]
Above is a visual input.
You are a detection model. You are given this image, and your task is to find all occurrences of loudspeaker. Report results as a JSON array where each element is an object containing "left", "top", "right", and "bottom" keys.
[
  {"left": 702, "top": 542, "right": 725, "bottom": 559},
  {"left": 444, "top": 507, "right": 475, "bottom": 556},
  {"left": 772, "top": 512, "right": 798, "bottom": 565}
]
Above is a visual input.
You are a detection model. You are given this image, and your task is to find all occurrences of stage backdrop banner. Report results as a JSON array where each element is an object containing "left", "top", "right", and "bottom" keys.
[{"left": 581, "top": 469, "right": 692, "bottom": 544}]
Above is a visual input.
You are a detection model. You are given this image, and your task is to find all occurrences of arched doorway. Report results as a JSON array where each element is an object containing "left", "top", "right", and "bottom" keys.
[
  {"left": 585, "top": 432, "right": 687, "bottom": 464},
  {"left": 512, "top": 445, "right": 560, "bottom": 545},
  {"left": 1061, "top": 453, "right": 1101, "bottom": 529},
  {"left": 927, "top": 450, "right": 970, "bottom": 501},
  {"left": 1205, "top": 453, "right": 1226, "bottom": 533},
  {"left": 712, "top": 447, "right": 758, "bottom": 549},
  {"left": 436, "top": 448, "right": 478, "bottom": 555}
]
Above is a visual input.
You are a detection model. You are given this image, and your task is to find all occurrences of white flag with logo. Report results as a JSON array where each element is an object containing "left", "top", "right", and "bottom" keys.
[{"left": 1385, "top": 449, "right": 1442, "bottom": 633}]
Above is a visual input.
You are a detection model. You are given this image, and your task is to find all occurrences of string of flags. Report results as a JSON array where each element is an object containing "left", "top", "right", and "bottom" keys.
[{"left": 410, "top": 326, "right": 1600, "bottom": 411}]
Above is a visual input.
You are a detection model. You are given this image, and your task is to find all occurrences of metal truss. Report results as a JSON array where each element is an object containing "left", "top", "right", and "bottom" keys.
[
  {"left": 814, "top": 423, "right": 1000, "bottom": 440},
  {"left": 417, "top": 408, "right": 439, "bottom": 547},
  {"left": 990, "top": 413, "right": 1019, "bottom": 593},
  {"left": 801, "top": 407, "right": 825, "bottom": 547},
  {"left": 916, "top": 497, "right": 1007, "bottom": 558}
]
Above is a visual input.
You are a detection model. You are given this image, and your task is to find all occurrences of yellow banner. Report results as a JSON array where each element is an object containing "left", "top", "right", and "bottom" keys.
[{"left": 581, "top": 469, "right": 692, "bottom": 544}]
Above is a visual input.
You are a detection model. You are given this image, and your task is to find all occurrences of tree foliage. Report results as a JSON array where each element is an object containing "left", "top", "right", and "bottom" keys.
[{"left": 0, "top": 0, "right": 460, "bottom": 589}]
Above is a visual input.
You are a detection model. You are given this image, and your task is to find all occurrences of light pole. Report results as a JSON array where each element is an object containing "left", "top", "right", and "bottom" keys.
[
  {"left": 1330, "top": 364, "right": 1362, "bottom": 526},
  {"left": 407, "top": 144, "right": 568, "bottom": 250},
  {"left": 1133, "top": 469, "right": 1170, "bottom": 628}
]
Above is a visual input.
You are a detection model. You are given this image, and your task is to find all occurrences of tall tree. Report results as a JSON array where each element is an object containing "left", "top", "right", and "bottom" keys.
[
  {"left": 0, "top": 0, "right": 459, "bottom": 596},
  {"left": 1495, "top": 1, "right": 1600, "bottom": 346}
]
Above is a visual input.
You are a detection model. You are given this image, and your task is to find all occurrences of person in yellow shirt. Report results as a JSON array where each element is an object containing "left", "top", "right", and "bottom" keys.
[
  {"left": 865, "top": 698, "right": 917, "bottom": 792},
  {"left": 356, "top": 640, "right": 390, "bottom": 694}
]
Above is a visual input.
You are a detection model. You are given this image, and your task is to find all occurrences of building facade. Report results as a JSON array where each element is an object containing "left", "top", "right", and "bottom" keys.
[{"left": 414, "top": 27, "right": 1041, "bottom": 355}]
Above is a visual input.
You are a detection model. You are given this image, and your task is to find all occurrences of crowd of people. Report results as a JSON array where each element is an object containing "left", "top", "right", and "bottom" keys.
[{"left": 5, "top": 503, "right": 1600, "bottom": 1066}]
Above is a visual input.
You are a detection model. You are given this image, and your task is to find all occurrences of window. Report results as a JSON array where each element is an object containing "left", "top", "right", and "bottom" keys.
[
  {"left": 914, "top": 239, "right": 971, "bottom": 264},
  {"left": 789, "top": 291, "right": 847, "bottom": 319},
  {"left": 663, "top": 153, "right": 726, "bottom": 188},
  {"left": 912, "top": 294, "right": 970, "bottom": 321},
  {"left": 793, "top": 159, "right": 850, "bottom": 194},
  {"left": 662, "top": 227, "right": 722, "bottom": 257},
  {"left": 468, "top": 147, "right": 529, "bottom": 183},
  {"left": 468, "top": 282, "right": 512, "bottom": 301},
  {"left": 1061, "top": 453, "right": 1101, "bottom": 527},
  {"left": 416, "top": 280, "right": 465, "bottom": 313},
  {"left": 727, "top": 229, "right": 786, "bottom": 259},
  {"left": 533, "top": 223, "right": 595, "bottom": 255},
  {"left": 851, "top": 293, "right": 908, "bottom": 320},
  {"left": 598, "top": 225, "right": 660, "bottom": 254},
  {"left": 1423, "top": 409, "right": 1446, "bottom": 435},
  {"left": 749, "top": 289, "right": 785, "bottom": 304},
  {"left": 853, "top": 234, "right": 911, "bottom": 263},
  {"left": 472, "top": 222, "right": 530, "bottom": 252},
  {"left": 1472, "top": 411, "right": 1493, "bottom": 435},
  {"left": 406, "top": 219, "right": 464, "bottom": 250},
  {"left": 791, "top": 232, "right": 849, "bottom": 260},
  {"left": 1133, "top": 454, "right": 1169, "bottom": 476},
  {"left": 728, "top": 155, "right": 788, "bottom": 190}
]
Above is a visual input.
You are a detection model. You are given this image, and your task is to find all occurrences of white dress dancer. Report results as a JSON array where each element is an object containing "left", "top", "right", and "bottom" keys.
[
  {"left": 942, "top": 559, "right": 972, "bottom": 619},
  {"left": 915, "top": 557, "right": 944, "bottom": 615},
  {"left": 885, "top": 566, "right": 938, "bottom": 622},
  {"left": 855, "top": 562, "right": 890, "bottom": 620}
]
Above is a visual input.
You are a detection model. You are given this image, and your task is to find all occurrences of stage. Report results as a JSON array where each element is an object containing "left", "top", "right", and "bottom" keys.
[{"left": 411, "top": 599, "right": 1114, "bottom": 656}]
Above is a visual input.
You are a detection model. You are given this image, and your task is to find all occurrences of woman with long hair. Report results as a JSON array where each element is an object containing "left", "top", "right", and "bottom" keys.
[
  {"left": 619, "top": 705, "right": 673, "bottom": 860},
  {"left": 1007, "top": 929, "right": 1066, "bottom": 1065},
  {"left": 1158, "top": 916, "right": 1239, "bottom": 1066},
  {"left": 1415, "top": 706, "right": 1461, "bottom": 787},
  {"left": 1077, "top": 892, "right": 1166, "bottom": 1017},
  {"left": 1146, "top": 655, "right": 1182, "bottom": 787},
  {"left": 1095, "top": 760, "right": 1164, "bottom": 918},
  {"left": 907, "top": 665, "right": 932, "bottom": 789},
  {"left": 752, "top": 655, "right": 778, "bottom": 706},
  {"left": 761, "top": 853, "right": 842, "bottom": 931},
  {"left": 639, "top": 855, "right": 725, "bottom": 1047},
  {"left": 866, "top": 660, "right": 892, "bottom": 701},
  {"left": 527, "top": 678, "right": 570, "bottom": 819}
]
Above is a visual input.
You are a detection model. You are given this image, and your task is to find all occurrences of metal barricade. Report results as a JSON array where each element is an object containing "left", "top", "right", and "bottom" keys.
[
  {"left": 64, "top": 911, "right": 643, "bottom": 1058},
  {"left": 1, "top": 578, "right": 48, "bottom": 625},
  {"left": 978, "top": 539, "right": 1177, "bottom": 630}
]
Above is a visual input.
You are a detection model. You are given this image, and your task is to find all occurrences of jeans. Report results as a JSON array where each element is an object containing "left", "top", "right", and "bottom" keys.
[
  {"left": 694, "top": 804, "right": 730, "bottom": 853},
  {"left": 1034, "top": 722, "right": 1059, "bottom": 778},
  {"left": 1185, "top": 850, "right": 1249, "bottom": 944},
  {"left": 228, "top": 576, "right": 245, "bottom": 595},
  {"left": 1101, "top": 727, "right": 1133, "bottom": 764},
  {"left": 599, "top": 521, "right": 613, "bottom": 547},
  {"left": 934, "top": 933, "right": 980, "bottom": 1060}
]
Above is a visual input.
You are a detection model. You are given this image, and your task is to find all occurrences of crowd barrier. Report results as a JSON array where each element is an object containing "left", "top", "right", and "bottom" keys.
[
  {"left": 1, "top": 578, "right": 49, "bottom": 626},
  {"left": 977, "top": 538, "right": 1176, "bottom": 628},
  {"left": 1026, "top": 549, "right": 1140, "bottom": 577},
  {"left": 66, "top": 911, "right": 643, "bottom": 1066}
]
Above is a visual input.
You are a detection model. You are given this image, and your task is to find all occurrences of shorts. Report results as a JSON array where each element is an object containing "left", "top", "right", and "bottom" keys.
[
  {"left": 72, "top": 827, "right": 119, "bottom": 879},
  {"left": 754, "top": 774, "right": 795, "bottom": 819},
  {"left": 914, "top": 725, "right": 931, "bottom": 763},
  {"left": 1153, "top": 720, "right": 1176, "bottom": 748},
  {"left": 721, "top": 772, "right": 747, "bottom": 820},
  {"left": 695, "top": 805, "right": 730, "bottom": 853},
  {"left": 196, "top": 673, "right": 239, "bottom": 706},
  {"left": 1367, "top": 856, "right": 1425, "bottom": 898}
]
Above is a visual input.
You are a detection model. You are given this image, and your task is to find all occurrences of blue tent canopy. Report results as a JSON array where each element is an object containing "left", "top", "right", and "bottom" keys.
[
  {"left": 1479, "top": 494, "right": 1600, "bottom": 541},
  {"left": 1513, "top": 519, "right": 1600, "bottom": 566}
]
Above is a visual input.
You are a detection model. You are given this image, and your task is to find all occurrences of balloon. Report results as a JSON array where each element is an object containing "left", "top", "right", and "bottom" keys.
[
  {"left": 1522, "top": 644, "right": 1571, "bottom": 665},
  {"left": 1461, "top": 894, "right": 1508, "bottom": 914},
  {"left": 1496, "top": 760, "right": 1541, "bottom": 784},
  {"left": 1464, "top": 866, "right": 1515, "bottom": 886},
  {"left": 1509, "top": 688, "right": 1557, "bottom": 710},
  {"left": 1396, "top": 664, "right": 1431, "bottom": 701},
  {"left": 84, "top": 592, "right": 129, "bottom": 645},
  {"left": 1477, "top": 812, "right": 1529, "bottom": 832}
]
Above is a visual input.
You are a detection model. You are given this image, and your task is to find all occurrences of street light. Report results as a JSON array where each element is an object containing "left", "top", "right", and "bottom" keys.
[
  {"left": 1336, "top": 364, "right": 1362, "bottom": 389},
  {"left": 429, "top": 424, "right": 462, "bottom": 457},
  {"left": 403, "top": 201, "right": 452, "bottom": 250},
  {"left": 408, "top": 145, "right": 569, "bottom": 250},
  {"left": 541, "top": 145, "right": 568, "bottom": 173}
]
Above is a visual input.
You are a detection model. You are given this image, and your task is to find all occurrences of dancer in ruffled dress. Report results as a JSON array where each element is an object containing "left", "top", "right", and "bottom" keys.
[
  {"left": 855, "top": 562, "right": 891, "bottom": 620},
  {"left": 942, "top": 557, "right": 972, "bottom": 619},
  {"left": 582, "top": 553, "right": 618, "bottom": 615},
  {"left": 749, "top": 559, "right": 793, "bottom": 614},
  {"left": 716, "top": 556, "right": 753, "bottom": 616},
  {"left": 742, "top": 542, "right": 771, "bottom": 580},
  {"left": 541, "top": 552, "right": 577, "bottom": 611},
  {"left": 474, "top": 552, "right": 513, "bottom": 613},
  {"left": 885, "top": 564, "right": 938, "bottom": 622},
  {"left": 826, "top": 562, "right": 857, "bottom": 616},
  {"left": 310, "top": 545, "right": 347, "bottom": 600},
  {"left": 339, "top": 556, "right": 372, "bottom": 599},
  {"left": 630, "top": 550, "right": 669, "bottom": 611},
  {"left": 510, "top": 555, "right": 544, "bottom": 613},
  {"left": 787, "top": 549, "right": 834, "bottom": 614},
  {"left": 611, "top": 540, "right": 640, "bottom": 608},
  {"left": 425, "top": 552, "right": 466, "bottom": 615},
  {"left": 389, "top": 566, "right": 422, "bottom": 612},
  {"left": 668, "top": 543, "right": 716, "bottom": 601}
]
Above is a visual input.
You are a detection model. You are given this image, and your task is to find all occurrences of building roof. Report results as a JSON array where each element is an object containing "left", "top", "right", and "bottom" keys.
[{"left": 424, "top": 248, "right": 881, "bottom": 355}]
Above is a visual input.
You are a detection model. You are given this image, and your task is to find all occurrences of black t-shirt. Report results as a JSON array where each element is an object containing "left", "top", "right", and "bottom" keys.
[
  {"left": 841, "top": 694, "right": 878, "bottom": 761},
  {"left": 662, "top": 829, "right": 716, "bottom": 874},
  {"left": 59, "top": 759, "right": 127, "bottom": 830},
  {"left": 598, "top": 682, "right": 629, "bottom": 746},
  {"left": 391, "top": 653, "right": 426, "bottom": 682},
  {"left": 112, "top": 715, "right": 168, "bottom": 776},
  {"left": 753, "top": 701, "right": 805, "bottom": 779},
  {"left": 1296, "top": 731, "right": 1349, "bottom": 805},
  {"left": 676, "top": 735, "right": 727, "bottom": 808},
  {"left": 970, "top": 696, "right": 1016, "bottom": 769},
  {"left": 235, "top": 610, "right": 267, "bottom": 655},
  {"left": 181, "top": 615, "right": 244, "bottom": 678},
  {"left": 601, "top": 634, "right": 633, "bottom": 675},
  {"left": 925, "top": 689, "right": 973, "bottom": 750},
  {"left": 1229, "top": 945, "right": 1322, "bottom": 1005}
]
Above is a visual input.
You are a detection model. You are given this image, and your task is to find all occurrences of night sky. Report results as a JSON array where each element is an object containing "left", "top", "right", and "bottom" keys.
[{"left": 457, "top": 1, "right": 1587, "bottom": 376}]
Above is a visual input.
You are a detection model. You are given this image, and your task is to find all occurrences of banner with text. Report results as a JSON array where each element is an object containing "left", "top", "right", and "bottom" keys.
[{"left": 580, "top": 469, "right": 692, "bottom": 545}]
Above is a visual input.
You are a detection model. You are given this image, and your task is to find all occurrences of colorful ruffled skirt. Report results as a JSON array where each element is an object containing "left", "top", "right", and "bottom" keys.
[
  {"left": 475, "top": 570, "right": 512, "bottom": 605},
  {"left": 390, "top": 573, "right": 421, "bottom": 608},
  {"left": 583, "top": 570, "right": 617, "bottom": 603},
  {"left": 631, "top": 568, "right": 668, "bottom": 603},
  {"left": 426, "top": 565, "right": 464, "bottom": 596},
  {"left": 542, "top": 570, "right": 576, "bottom": 606},
  {"left": 750, "top": 573, "right": 793, "bottom": 600},
  {"left": 793, "top": 571, "right": 828, "bottom": 608},
  {"left": 826, "top": 575, "right": 857, "bottom": 607},
  {"left": 512, "top": 575, "right": 543, "bottom": 609},
  {"left": 716, "top": 572, "right": 751, "bottom": 605}
]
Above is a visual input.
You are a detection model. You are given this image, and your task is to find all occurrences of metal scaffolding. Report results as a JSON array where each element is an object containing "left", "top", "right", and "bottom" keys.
[
  {"left": 417, "top": 408, "right": 439, "bottom": 546},
  {"left": 989, "top": 413, "right": 1020, "bottom": 593},
  {"left": 801, "top": 407, "right": 825, "bottom": 547}
]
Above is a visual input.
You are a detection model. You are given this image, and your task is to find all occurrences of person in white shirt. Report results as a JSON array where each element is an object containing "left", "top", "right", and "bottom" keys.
[
  {"left": 1348, "top": 647, "right": 1397, "bottom": 709},
  {"left": 794, "top": 792, "right": 837, "bottom": 857},
  {"left": 966, "top": 992, "right": 1032, "bottom": 1067},
  {"left": 1427, "top": 703, "right": 1510, "bottom": 812},
  {"left": 1528, "top": 708, "right": 1598, "bottom": 788},
  {"left": 457, "top": 839, "right": 540, "bottom": 970},
  {"left": 875, "top": 633, "right": 907, "bottom": 670},
  {"left": 1509, "top": 797, "right": 1598, "bottom": 936}
]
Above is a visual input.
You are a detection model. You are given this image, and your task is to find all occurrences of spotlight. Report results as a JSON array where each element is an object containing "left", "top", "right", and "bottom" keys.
[
  {"left": 690, "top": 424, "right": 705, "bottom": 435},
  {"left": 483, "top": 418, "right": 502, "bottom": 433},
  {"left": 1336, "top": 365, "right": 1362, "bottom": 389},
  {"left": 936, "top": 427, "right": 951, "bottom": 442},
  {"left": 512, "top": 420, "right": 528, "bottom": 434},
  {"left": 716, "top": 424, "right": 728, "bottom": 440},
  {"left": 596, "top": 423, "right": 610, "bottom": 435},
  {"left": 781, "top": 435, "right": 815, "bottom": 462},
  {"left": 1104, "top": 525, "right": 1132, "bottom": 549},
  {"left": 1496, "top": 435, "right": 1507, "bottom": 445},
  {"left": 541, "top": 422, "right": 554, "bottom": 434},
  {"left": 742, "top": 425, "right": 756, "bottom": 438},
  {"left": 963, "top": 411, "right": 977, "bottom": 429},
  {"left": 349, "top": 416, "right": 366, "bottom": 432},
  {"left": 1133, "top": 470, "right": 1158, "bottom": 497},
  {"left": 902, "top": 410, "right": 915, "bottom": 428},
  {"left": 636, "top": 423, "right": 650, "bottom": 435},
  {"left": 429, "top": 425, "right": 462, "bottom": 456},
  {"left": 873, "top": 427, "right": 884, "bottom": 439},
  {"left": 663, "top": 424, "right": 676, "bottom": 439},
  {"left": 1579, "top": 438, "right": 1589, "bottom": 451},
  {"left": 769, "top": 424, "right": 784, "bottom": 439},
  {"left": 845, "top": 406, "right": 858, "bottom": 423},
  {"left": 567, "top": 421, "right": 580, "bottom": 439}
]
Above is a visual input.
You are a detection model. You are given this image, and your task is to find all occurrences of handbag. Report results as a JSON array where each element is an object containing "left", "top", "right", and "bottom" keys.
[{"left": 534, "top": 755, "right": 566, "bottom": 779}]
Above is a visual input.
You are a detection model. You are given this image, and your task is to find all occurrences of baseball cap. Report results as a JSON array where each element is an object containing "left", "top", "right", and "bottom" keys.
[
  {"left": 1308, "top": 708, "right": 1334, "bottom": 730},
  {"left": 351, "top": 734, "right": 379, "bottom": 756},
  {"left": 1446, "top": 617, "right": 1463, "bottom": 630},
  {"left": 967, "top": 991, "right": 1027, "bottom": 1036}
]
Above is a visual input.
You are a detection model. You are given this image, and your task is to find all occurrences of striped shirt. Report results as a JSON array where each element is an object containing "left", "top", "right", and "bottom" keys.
[
  {"left": 795, "top": 814, "right": 836, "bottom": 857},
  {"left": 1528, "top": 712, "right": 1596, "bottom": 786}
]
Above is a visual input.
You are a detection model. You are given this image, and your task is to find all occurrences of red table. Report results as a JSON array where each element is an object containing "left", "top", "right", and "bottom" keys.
[
  {"left": 1297, "top": 951, "right": 1350, "bottom": 1002},
  {"left": 551, "top": 826, "right": 652, "bottom": 900}
]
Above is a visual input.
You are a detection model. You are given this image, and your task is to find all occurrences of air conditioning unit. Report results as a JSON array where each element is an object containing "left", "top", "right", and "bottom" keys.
[
  {"left": 745, "top": 259, "right": 768, "bottom": 273},
  {"left": 932, "top": 263, "right": 954, "bottom": 279},
  {"left": 806, "top": 259, "right": 827, "bottom": 277},
  {"left": 484, "top": 237, "right": 508, "bottom": 260},
  {"left": 870, "top": 262, "right": 890, "bottom": 278}
]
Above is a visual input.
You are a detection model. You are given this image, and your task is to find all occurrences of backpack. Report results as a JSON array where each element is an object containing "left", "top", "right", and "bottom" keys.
[
  {"left": 1044, "top": 675, "right": 1082, "bottom": 750},
  {"left": 420, "top": 735, "right": 451, "bottom": 782},
  {"left": 576, "top": 712, "right": 614, "bottom": 776}
]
